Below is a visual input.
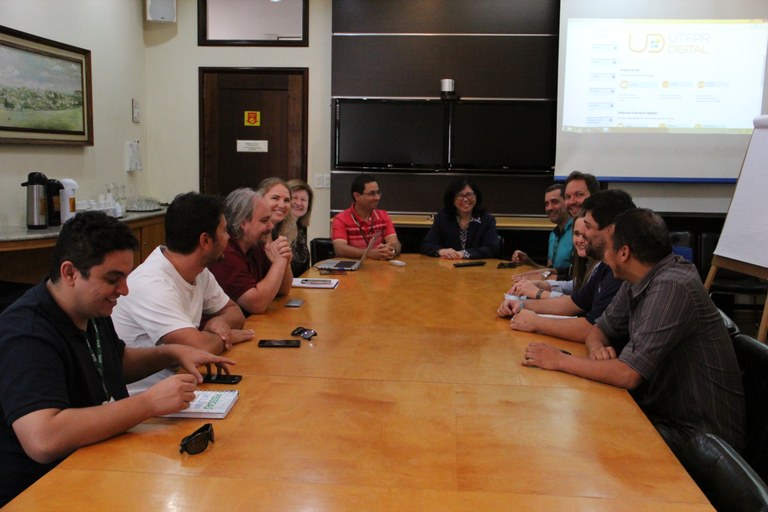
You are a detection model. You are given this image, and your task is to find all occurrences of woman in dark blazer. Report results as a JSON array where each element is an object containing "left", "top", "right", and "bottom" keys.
[{"left": 420, "top": 177, "right": 500, "bottom": 259}]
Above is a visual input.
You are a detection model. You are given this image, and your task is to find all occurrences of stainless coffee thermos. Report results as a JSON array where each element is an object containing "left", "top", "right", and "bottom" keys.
[{"left": 21, "top": 172, "right": 48, "bottom": 230}]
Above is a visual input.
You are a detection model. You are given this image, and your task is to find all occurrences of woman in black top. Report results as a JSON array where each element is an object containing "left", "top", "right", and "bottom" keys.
[
  {"left": 420, "top": 177, "right": 500, "bottom": 259},
  {"left": 287, "top": 179, "right": 314, "bottom": 276}
]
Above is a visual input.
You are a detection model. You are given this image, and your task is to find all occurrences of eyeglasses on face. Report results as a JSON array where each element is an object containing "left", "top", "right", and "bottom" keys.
[
  {"left": 179, "top": 423, "right": 214, "bottom": 455},
  {"left": 455, "top": 192, "right": 476, "bottom": 201},
  {"left": 361, "top": 189, "right": 382, "bottom": 197}
]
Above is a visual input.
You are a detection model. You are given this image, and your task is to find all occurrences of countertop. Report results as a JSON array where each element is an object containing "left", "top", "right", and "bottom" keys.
[{"left": 0, "top": 209, "right": 165, "bottom": 244}]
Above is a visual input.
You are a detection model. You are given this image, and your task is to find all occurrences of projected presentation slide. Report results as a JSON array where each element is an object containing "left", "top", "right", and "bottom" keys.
[{"left": 562, "top": 19, "right": 768, "bottom": 134}]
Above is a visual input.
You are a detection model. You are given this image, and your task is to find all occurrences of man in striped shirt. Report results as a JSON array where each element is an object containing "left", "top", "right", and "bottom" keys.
[{"left": 522, "top": 208, "right": 745, "bottom": 456}]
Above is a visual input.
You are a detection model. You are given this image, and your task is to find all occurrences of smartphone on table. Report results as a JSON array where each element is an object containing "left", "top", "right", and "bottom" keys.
[{"left": 258, "top": 339, "right": 301, "bottom": 348}]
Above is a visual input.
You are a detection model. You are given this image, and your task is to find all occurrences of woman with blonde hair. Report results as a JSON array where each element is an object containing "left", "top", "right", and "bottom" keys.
[
  {"left": 256, "top": 177, "right": 297, "bottom": 246},
  {"left": 286, "top": 179, "right": 314, "bottom": 276}
]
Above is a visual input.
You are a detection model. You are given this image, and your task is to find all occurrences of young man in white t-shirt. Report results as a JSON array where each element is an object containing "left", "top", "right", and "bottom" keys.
[{"left": 112, "top": 192, "right": 253, "bottom": 393}]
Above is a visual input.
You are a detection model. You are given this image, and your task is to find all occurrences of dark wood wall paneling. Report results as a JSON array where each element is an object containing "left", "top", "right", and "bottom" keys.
[
  {"left": 331, "top": 171, "right": 549, "bottom": 215},
  {"left": 331, "top": 0, "right": 560, "bottom": 216},
  {"left": 333, "top": 38, "right": 558, "bottom": 99}
]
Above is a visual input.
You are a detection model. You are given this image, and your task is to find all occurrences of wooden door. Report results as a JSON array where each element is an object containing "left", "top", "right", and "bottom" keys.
[{"left": 199, "top": 68, "right": 308, "bottom": 195}]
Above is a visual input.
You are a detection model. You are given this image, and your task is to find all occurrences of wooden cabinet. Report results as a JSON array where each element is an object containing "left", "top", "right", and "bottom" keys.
[
  {"left": 128, "top": 215, "right": 166, "bottom": 267},
  {"left": 0, "top": 212, "right": 165, "bottom": 284}
]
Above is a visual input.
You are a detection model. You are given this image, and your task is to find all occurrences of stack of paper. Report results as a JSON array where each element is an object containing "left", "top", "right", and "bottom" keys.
[{"left": 292, "top": 278, "right": 339, "bottom": 289}]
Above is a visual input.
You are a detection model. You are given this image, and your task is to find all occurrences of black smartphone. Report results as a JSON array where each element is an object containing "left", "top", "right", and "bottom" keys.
[
  {"left": 258, "top": 339, "right": 301, "bottom": 348},
  {"left": 453, "top": 261, "right": 487, "bottom": 268},
  {"left": 285, "top": 298, "right": 304, "bottom": 308},
  {"left": 202, "top": 373, "right": 242, "bottom": 384},
  {"left": 497, "top": 262, "right": 519, "bottom": 269}
]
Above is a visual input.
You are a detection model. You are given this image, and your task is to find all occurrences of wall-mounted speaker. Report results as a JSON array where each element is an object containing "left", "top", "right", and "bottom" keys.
[{"left": 146, "top": 0, "right": 177, "bottom": 23}]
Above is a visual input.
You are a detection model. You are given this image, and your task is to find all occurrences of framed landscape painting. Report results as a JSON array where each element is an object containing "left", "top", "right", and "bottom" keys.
[{"left": 0, "top": 25, "right": 93, "bottom": 145}]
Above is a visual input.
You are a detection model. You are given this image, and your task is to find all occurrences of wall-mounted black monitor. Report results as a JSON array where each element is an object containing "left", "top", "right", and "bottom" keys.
[
  {"left": 334, "top": 99, "right": 447, "bottom": 170},
  {"left": 449, "top": 100, "right": 555, "bottom": 172}
]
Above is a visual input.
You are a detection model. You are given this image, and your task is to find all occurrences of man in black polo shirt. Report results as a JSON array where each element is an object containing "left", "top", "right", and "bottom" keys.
[{"left": 0, "top": 212, "right": 234, "bottom": 506}]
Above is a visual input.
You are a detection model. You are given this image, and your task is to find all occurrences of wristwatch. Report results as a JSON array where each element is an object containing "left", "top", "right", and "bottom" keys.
[
  {"left": 536, "top": 289, "right": 544, "bottom": 299},
  {"left": 541, "top": 271, "right": 551, "bottom": 279}
]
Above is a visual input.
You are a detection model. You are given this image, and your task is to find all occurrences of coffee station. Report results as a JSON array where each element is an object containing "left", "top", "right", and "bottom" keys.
[{"left": 0, "top": 172, "right": 166, "bottom": 288}]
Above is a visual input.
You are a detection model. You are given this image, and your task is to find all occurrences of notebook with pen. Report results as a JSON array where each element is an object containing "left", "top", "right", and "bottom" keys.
[{"left": 314, "top": 234, "right": 379, "bottom": 271}]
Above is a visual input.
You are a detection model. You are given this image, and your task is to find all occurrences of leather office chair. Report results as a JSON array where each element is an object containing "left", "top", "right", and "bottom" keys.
[
  {"left": 310, "top": 238, "right": 335, "bottom": 266},
  {"left": 719, "top": 308, "right": 741, "bottom": 338},
  {"left": 678, "top": 332, "right": 768, "bottom": 511},
  {"left": 681, "top": 433, "right": 768, "bottom": 512},
  {"left": 732, "top": 333, "right": 768, "bottom": 482}
]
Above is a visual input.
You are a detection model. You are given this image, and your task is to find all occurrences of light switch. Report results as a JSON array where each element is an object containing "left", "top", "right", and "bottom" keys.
[{"left": 132, "top": 99, "right": 141, "bottom": 123}]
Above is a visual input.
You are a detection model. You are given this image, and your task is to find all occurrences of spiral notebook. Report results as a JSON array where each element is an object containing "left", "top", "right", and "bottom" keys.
[{"left": 161, "top": 390, "right": 239, "bottom": 419}]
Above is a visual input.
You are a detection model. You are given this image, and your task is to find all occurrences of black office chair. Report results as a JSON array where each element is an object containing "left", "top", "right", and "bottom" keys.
[
  {"left": 699, "top": 232, "right": 768, "bottom": 324},
  {"left": 681, "top": 433, "right": 768, "bottom": 512},
  {"left": 0, "top": 281, "right": 33, "bottom": 314},
  {"left": 670, "top": 230, "right": 693, "bottom": 262},
  {"left": 496, "top": 235, "right": 505, "bottom": 260},
  {"left": 719, "top": 308, "right": 741, "bottom": 338},
  {"left": 732, "top": 333, "right": 768, "bottom": 482},
  {"left": 310, "top": 237, "right": 335, "bottom": 266}
]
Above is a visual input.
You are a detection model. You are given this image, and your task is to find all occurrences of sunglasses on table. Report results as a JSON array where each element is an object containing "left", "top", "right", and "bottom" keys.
[{"left": 179, "top": 423, "right": 214, "bottom": 455}]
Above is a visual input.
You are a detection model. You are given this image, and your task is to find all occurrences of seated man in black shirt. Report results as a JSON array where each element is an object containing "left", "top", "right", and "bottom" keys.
[{"left": 0, "top": 211, "right": 234, "bottom": 506}]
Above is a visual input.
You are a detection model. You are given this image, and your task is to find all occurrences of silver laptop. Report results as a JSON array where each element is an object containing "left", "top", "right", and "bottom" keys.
[{"left": 315, "top": 234, "right": 380, "bottom": 271}]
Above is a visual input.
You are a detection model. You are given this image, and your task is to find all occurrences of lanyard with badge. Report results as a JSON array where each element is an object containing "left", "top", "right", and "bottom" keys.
[
  {"left": 351, "top": 210, "right": 378, "bottom": 244},
  {"left": 85, "top": 319, "right": 114, "bottom": 404}
]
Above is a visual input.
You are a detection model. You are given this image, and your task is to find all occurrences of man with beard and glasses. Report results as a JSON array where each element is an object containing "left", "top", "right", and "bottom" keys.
[
  {"left": 112, "top": 192, "right": 253, "bottom": 395},
  {"left": 497, "top": 190, "right": 635, "bottom": 344}
]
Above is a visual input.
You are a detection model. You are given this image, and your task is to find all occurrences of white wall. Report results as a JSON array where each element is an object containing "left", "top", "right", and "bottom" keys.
[
  {"left": 0, "top": 0, "right": 738, "bottom": 233},
  {"left": 0, "top": 0, "right": 146, "bottom": 227},
  {"left": 142, "top": 0, "right": 332, "bottom": 241},
  {"left": 0, "top": 0, "right": 333, "bottom": 241}
]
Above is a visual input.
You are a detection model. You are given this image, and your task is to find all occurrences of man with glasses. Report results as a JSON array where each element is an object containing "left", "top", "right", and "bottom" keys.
[
  {"left": 331, "top": 174, "right": 402, "bottom": 260},
  {"left": 0, "top": 212, "right": 234, "bottom": 506}
]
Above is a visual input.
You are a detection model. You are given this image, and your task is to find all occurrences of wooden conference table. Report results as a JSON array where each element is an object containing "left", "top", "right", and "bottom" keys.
[{"left": 7, "top": 255, "right": 712, "bottom": 511}]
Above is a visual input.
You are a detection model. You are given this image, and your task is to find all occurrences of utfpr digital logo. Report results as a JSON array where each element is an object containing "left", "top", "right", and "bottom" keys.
[{"left": 628, "top": 33, "right": 665, "bottom": 53}]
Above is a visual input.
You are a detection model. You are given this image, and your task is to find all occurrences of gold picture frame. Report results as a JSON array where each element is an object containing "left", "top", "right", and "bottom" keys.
[{"left": 0, "top": 25, "right": 93, "bottom": 145}]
